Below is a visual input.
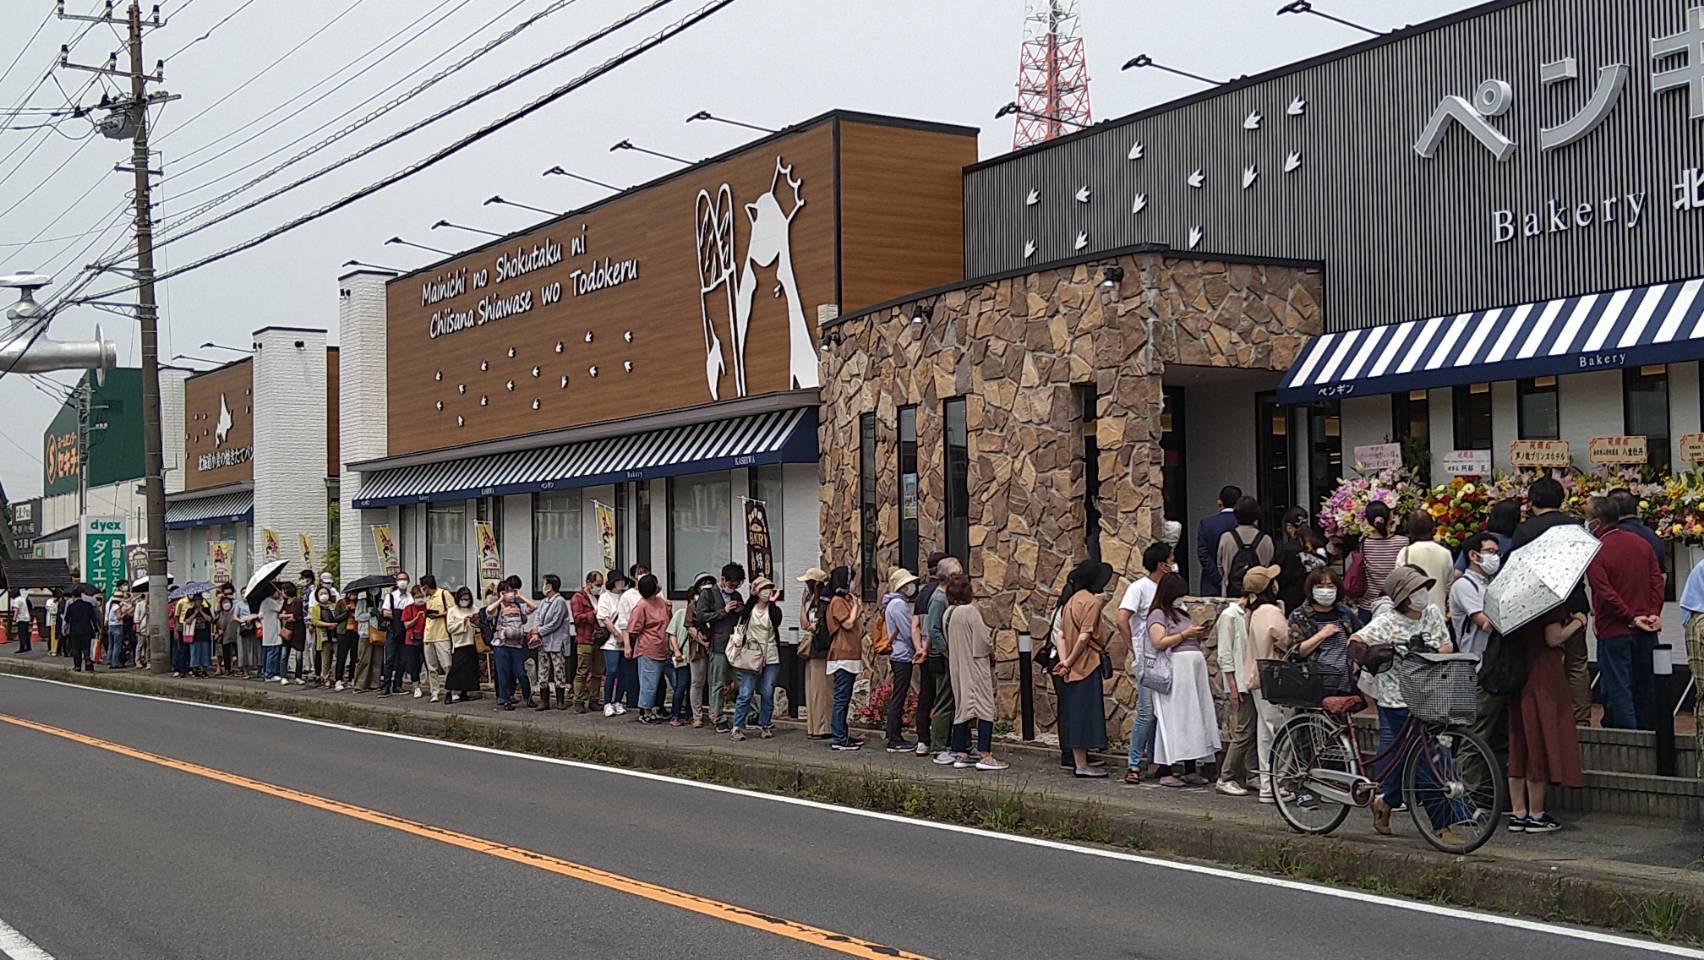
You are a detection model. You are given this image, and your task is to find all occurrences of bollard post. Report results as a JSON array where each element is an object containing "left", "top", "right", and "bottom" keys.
[
  {"left": 1018, "top": 630, "right": 1035, "bottom": 741},
  {"left": 1654, "top": 643, "right": 1676, "bottom": 777}
]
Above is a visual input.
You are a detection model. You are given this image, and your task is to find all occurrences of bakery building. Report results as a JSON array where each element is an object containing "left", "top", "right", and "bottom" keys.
[
  {"left": 822, "top": 0, "right": 1704, "bottom": 726},
  {"left": 164, "top": 328, "right": 339, "bottom": 587},
  {"left": 339, "top": 111, "right": 975, "bottom": 596}
]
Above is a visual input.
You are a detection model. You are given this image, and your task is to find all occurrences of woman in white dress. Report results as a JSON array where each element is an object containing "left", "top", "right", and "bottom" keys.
[{"left": 1144, "top": 573, "right": 1221, "bottom": 788}]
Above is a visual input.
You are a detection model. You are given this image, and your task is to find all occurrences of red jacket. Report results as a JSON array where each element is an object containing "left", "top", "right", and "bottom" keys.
[
  {"left": 1586, "top": 528, "right": 1664, "bottom": 638},
  {"left": 570, "top": 590, "right": 600, "bottom": 641}
]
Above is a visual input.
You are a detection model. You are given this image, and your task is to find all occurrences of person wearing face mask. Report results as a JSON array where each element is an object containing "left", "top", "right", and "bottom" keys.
[
  {"left": 1119, "top": 543, "right": 1173, "bottom": 784},
  {"left": 1452, "top": 531, "right": 1507, "bottom": 774},
  {"left": 879, "top": 568, "right": 922, "bottom": 753},
  {"left": 378, "top": 572, "right": 414, "bottom": 697},
  {"left": 1056, "top": 560, "right": 1116, "bottom": 778},
  {"left": 418, "top": 574, "right": 456, "bottom": 704},
  {"left": 1215, "top": 564, "right": 1281, "bottom": 797},
  {"left": 1270, "top": 570, "right": 1353, "bottom": 801},
  {"left": 570, "top": 571, "right": 606, "bottom": 713},
  {"left": 534, "top": 574, "right": 573, "bottom": 711},
  {"left": 1143, "top": 573, "right": 1218, "bottom": 787},
  {"left": 353, "top": 589, "right": 385, "bottom": 693},
  {"left": 215, "top": 590, "right": 239, "bottom": 677},
  {"left": 444, "top": 586, "right": 481, "bottom": 703},
  {"left": 1585, "top": 496, "right": 1665, "bottom": 730},
  {"left": 309, "top": 586, "right": 341, "bottom": 688},
  {"left": 597, "top": 571, "right": 629, "bottom": 716},
  {"left": 730, "top": 577, "right": 784, "bottom": 740},
  {"left": 486, "top": 578, "right": 538, "bottom": 710}
]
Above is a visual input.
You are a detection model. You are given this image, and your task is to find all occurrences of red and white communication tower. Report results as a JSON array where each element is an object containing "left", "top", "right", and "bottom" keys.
[{"left": 1012, "top": 0, "right": 1092, "bottom": 149}]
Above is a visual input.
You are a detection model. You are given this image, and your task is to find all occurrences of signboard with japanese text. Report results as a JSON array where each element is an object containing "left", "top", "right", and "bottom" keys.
[
  {"left": 1442, "top": 449, "right": 1493, "bottom": 476},
  {"left": 1681, "top": 432, "right": 1704, "bottom": 463},
  {"left": 1509, "top": 439, "right": 1571, "bottom": 468},
  {"left": 82, "top": 516, "right": 125, "bottom": 597},
  {"left": 41, "top": 369, "right": 144, "bottom": 498},
  {"left": 1588, "top": 435, "right": 1649, "bottom": 464},
  {"left": 1353, "top": 443, "right": 1403, "bottom": 472}
]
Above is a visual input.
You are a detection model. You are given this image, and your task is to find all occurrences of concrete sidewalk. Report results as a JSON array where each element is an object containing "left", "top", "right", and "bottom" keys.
[{"left": 6, "top": 649, "right": 1704, "bottom": 940}]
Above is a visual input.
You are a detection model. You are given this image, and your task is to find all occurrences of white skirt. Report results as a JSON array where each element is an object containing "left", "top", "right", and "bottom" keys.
[{"left": 1153, "top": 649, "right": 1223, "bottom": 766}]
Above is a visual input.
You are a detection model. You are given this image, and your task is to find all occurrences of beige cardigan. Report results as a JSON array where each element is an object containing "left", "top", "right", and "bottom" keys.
[{"left": 945, "top": 603, "right": 996, "bottom": 723}]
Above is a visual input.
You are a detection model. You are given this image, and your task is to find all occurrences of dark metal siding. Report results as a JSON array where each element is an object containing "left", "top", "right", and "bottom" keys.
[{"left": 965, "top": 0, "right": 1704, "bottom": 332}]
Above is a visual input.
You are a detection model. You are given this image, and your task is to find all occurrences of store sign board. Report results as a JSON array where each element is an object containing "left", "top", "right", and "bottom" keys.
[
  {"left": 1680, "top": 432, "right": 1704, "bottom": 462},
  {"left": 1509, "top": 439, "right": 1571, "bottom": 467},
  {"left": 1588, "top": 434, "right": 1649, "bottom": 464},
  {"left": 184, "top": 361, "right": 255, "bottom": 491},
  {"left": 1442, "top": 449, "right": 1492, "bottom": 476},
  {"left": 1353, "top": 442, "right": 1404, "bottom": 471},
  {"left": 83, "top": 516, "right": 126, "bottom": 597}
]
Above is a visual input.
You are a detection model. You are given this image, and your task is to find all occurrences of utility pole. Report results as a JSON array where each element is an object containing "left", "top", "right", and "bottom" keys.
[{"left": 60, "top": 1, "right": 172, "bottom": 670}]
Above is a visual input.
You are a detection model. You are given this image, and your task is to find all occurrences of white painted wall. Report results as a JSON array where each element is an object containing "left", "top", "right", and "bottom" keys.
[
  {"left": 1558, "top": 370, "right": 1624, "bottom": 466},
  {"left": 338, "top": 270, "right": 394, "bottom": 578},
  {"left": 501, "top": 493, "right": 533, "bottom": 591},
  {"left": 251, "top": 328, "right": 329, "bottom": 575},
  {"left": 781, "top": 462, "right": 818, "bottom": 601},
  {"left": 161, "top": 368, "right": 189, "bottom": 496},
  {"left": 1338, "top": 395, "right": 1389, "bottom": 464}
]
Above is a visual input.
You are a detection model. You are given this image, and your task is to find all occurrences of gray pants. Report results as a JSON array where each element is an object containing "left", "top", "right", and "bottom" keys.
[
  {"left": 707, "top": 650, "right": 732, "bottom": 722},
  {"left": 930, "top": 661, "right": 955, "bottom": 749},
  {"left": 688, "top": 651, "right": 708, "bottom": 717}
]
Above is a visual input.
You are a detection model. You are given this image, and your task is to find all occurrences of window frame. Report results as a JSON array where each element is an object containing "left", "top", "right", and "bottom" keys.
[
  {"left": 860, "top": 412, "right": 879, "bottom": 601},
  {"left": 1451, "top": 383, "right": 1494, "bottom": 451},
  {"left": 943, "top": 398, "right": 970, "bottom": 571},
  {"left": 665, "top": 472, "right": 733, "bottom": 601},
  {"left": 1516, "top": 376, "right": 1561, "bottom": 440},
  {"left": 897, "top": 405, "right": 919, "bottom": 576}
]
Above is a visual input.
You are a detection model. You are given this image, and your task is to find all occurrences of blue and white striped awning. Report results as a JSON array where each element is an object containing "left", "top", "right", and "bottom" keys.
[
  {"left": 164, "top": 491, "right": 253, "bottom": 530},
  {"left": 1279, "top": 278, "right": 1704, "bottom": 404},
  {"left": 353, "top": 408, "right": 817, "bottom": 509}
]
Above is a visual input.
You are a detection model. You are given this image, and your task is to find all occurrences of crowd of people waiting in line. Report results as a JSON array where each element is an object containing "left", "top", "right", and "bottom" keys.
[{"left": 7, "top": 473, "right": 1690, "bottom": 830}]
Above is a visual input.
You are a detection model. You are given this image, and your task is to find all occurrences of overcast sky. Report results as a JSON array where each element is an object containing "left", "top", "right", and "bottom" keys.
[{"left": 0, "top": 0, "right": 1479, "bottom": 500}]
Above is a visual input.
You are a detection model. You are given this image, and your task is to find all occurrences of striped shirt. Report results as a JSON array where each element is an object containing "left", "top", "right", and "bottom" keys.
[{"left": 1358, "top": 534, "right": 1410, "bottom": 611}]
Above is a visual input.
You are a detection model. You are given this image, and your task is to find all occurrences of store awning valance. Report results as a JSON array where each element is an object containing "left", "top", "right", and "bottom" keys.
[
  {"left": 1278, "top": 278, "right": 1704, "bottom": 404},
  {"left": 165, "top": 491, "right": 254, "bottom": 530},
  {"left": 353, "top": 408, "right": 817, "bottom": 509}
]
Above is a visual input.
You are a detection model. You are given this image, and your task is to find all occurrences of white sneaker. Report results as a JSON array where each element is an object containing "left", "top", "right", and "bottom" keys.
[
  {"left": 277, "top": 677, "right": 289, "bottom": 685},
  {"left": 933, "top": 750, "right": 956, "bottom": 765},
  {"left": 412, "top": 686, "right": 423, "bottom": 699},
  {"left": 914, "top": 743, "right": 930, "bottom": 757},
  {"left": 614, "top": 703, "right": 627, "bottom": 715},
  {"left": 1215, "top": 781, "right": 1250, "bottom": 797},
  {"left": 604, "top": 703, "right": 616, "bottom": 717},
  {"left": 334, "top": 681, "right": 345, "bottom": 691},
  {"left": 429, "top": 691, "right": 441, "bottom": 703},
  {"left": 292, "top": 678, "right": 305, "bottom": 685}
]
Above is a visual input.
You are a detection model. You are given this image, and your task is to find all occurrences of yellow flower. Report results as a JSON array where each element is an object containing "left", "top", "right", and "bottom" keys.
[{"left": 1460, "top": 483, "right": 1476, "bottom": 495}]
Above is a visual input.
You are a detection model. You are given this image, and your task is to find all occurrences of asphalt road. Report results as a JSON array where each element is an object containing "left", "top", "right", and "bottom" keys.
[{"left": 0, "top": 674, "right": 1695, "bottom": 960}]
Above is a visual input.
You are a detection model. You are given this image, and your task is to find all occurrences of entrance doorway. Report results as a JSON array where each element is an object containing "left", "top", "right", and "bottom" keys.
[{"left": 1161, "top": 386, "right": 1188, "bottom": 584}]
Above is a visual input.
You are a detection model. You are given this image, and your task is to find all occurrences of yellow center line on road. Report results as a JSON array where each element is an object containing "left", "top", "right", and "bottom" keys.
[{"left": 0, "top": 712, "right": 931, "bottom": 960}]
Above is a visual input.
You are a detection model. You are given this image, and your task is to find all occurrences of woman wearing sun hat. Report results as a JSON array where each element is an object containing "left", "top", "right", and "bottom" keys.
[{"left": 796, "top": 566, "right": 832, "bottom": 738}]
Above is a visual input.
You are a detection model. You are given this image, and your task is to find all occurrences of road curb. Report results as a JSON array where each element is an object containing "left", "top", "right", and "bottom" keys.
[{"left": 7, "top": 659, "right": 1699, "bottom": 943}]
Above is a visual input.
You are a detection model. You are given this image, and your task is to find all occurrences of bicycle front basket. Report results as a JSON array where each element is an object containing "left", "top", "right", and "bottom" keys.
[{"left": 1395, "top": 652, "right": 1479, "bottom": 725}]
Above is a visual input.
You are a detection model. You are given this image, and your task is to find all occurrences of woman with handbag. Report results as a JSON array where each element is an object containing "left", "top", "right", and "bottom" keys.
[
  {"left": 1354, "top": 502, "right": 1409, "bottom": 626},
  {"left": 1145, "top": 573, "right": 1218, "bottom": 787},
  {"left": 729, "top": 577, "right": 783, "bottom": 741},
  {"left": 1053, "top": 559, "right": 1114, "bottom": 779},
  {"left": 444, "top": 586, "right": 482, "bottom": 704}
]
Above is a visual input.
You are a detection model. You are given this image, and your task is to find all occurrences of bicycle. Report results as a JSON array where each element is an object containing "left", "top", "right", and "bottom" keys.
[{"left": 1264, "top": 652, "right": 1504, "bottom": 855}]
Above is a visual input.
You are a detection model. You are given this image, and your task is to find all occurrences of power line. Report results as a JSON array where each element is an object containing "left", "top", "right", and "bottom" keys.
[
  {"left": 159, "top": 0, "right": 262, "bottom": 60},
  {"left": 154, "top": 0, "right": 655, "bottom": 249},
  {"left": 0, "top": 72, "right": 103, "bottom": 200},
  {"left": 86, "top": 0, "right": 738, "bottom": 295},
  {"left": 0, "top": 7, "right": 54, "bottom": 95},
  {"left": 160, "top": 0, "right": 572, "bottom": 229},
  {"left": 156, "top": 0, "right": 367, "bottom": 143}
]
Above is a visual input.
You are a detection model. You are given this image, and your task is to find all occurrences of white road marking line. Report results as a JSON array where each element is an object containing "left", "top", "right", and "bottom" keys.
[
  {"left": 5, "top": 671, "right": 1701, "bottom": 958},
  {"left": 0, "top": 914, "right": 56, "bottom": 960}
]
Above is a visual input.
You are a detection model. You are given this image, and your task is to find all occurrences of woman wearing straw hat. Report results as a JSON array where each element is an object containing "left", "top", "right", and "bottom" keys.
[
  {"left": 730, "top": 576, "right": 784, "bottom": 740},
  {"left": 796, "top": 566, "right": 832, "bottom": 739}
]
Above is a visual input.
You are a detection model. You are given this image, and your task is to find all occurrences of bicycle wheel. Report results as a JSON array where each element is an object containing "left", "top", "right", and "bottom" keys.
[
  {"left": 1402, "top": 724, "right": 1505, "bottom": 855},
  {"left": 1270, "top": 713, "right": 1357, "bottom": 836}
]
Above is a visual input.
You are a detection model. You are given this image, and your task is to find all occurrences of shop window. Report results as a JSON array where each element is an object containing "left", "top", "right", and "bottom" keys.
[
  {"left": 1517, "top": 377, "right": 1560, "bottom": 440},
  {"left": 943, "top": 398, "right": 970, "bottom": 569},
  {"left": 1078, "top": 385, "right": 1102, "bottom": 562},
  {"left": 668, "top": 472, "right": 731, "bottom": 600},
  {"left": 1254, "top": 392, "right": 1294, "bottom": 528},
  {"left": 633, "top": 481, "right": 653, "bottom": 576},
  {"left": 860, "top": 413, "right": 878, "bottom": 601},
  {"left": 1306, "top": 401, "right": 1341, "bottom": 528},
  {"left": 750, "top": 465, "right": 785, "bottom": 589},
  {"left": 1391, "top": 389, "right": 1429, "bottom": 446},
  {"left": 898, "top": 406, "right": 919, "bottom": 575},
  {"left": 426, "top": 501, "right": 467, "bottom": 590},
  {"left": 1624, "top": 365, "right": 1671, "bottom": 474},
  {"left": 1451, "top": 383, "right": 1493, "bottom": 451},
  {"left": 532, "top": 490, "right": 583, "bottom": 588}
]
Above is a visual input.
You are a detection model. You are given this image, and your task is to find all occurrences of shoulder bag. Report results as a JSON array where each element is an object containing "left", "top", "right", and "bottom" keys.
[
  {"left": 1343, "top": 550, "right": 1368, "bottom": 601},
  {"left": 726, "top": 619, "right": 766, "bottom": 672}
]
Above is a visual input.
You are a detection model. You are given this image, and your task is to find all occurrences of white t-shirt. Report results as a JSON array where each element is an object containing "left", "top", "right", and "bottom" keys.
[
  {"left": 616, "top": 588, "right": 641, "bottom": 635},
  {"left": 259, "top": 596, "right": 283, "bottom": 647},
  {"left": 1119, "top": 577, "right": 1159, "bottom": 637},
  {"left": 595, "top": 590, "right": 622, "bottom": 651}
]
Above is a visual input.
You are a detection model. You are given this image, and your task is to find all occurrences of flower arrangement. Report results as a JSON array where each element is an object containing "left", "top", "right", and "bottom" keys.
[
  {"left": 1318, "top": 468, "right": 1423, "bottom": 539},
  {"left": 1420, "top": 477, "right": 1490, "bottom": 549}
]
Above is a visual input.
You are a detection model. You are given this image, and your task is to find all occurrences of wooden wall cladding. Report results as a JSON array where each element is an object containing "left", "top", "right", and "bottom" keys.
[
  {"left": 837, "top": 120, "right": 976, "bottom": 312},
  {"left": 183, "top": 360, "right": 254, "bottom": 491},
  {"left": 385, "top": 123, "right": 839, "bottom": 456}
]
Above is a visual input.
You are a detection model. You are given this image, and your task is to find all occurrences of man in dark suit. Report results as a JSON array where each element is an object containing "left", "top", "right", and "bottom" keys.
[
  {"left": 1195, "top": 485, "right": 1241, "bottom": 597},
  {"left": 63, "top": 587, "right": 101, "bottom": 673}
]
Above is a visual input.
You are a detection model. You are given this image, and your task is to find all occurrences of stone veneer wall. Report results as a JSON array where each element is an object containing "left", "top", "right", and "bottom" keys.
[{"left": 818, "top": 251, "right": 1323, "bottom": 731}]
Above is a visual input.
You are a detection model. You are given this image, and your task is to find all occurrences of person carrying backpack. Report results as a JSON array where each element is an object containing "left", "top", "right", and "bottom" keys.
[{"left": 1215, "top": 496, "right": 1274, "bottom": 598}]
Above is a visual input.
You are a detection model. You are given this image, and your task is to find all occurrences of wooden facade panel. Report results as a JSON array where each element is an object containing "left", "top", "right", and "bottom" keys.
[
  {"left": 836, "top": 121, "right": 975, "bottom": 312},
  {"left": 384, "top": 123, "right": 840, "bottom": 456},
  {"left": 183, "top": 360, "right": 254, "bottom": 491}
]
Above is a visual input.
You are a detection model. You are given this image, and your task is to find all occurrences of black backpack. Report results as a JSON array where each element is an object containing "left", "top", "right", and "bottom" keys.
[
  {"left": 1225, "top": 529, "right": 1270, "bottom": 595},
  {"left": 1479, "top": 630, "right": 1528, "bottom": 696}
]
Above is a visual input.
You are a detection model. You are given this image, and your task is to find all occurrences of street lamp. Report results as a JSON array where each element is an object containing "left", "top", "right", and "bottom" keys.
[
  {"left": 994, "top": 101, "right": 1085, "bottom": 128},
  {"left": 341, "top": 259, "right": 400, "bottom": 272},
  {"left": 484, "top": 196, "right": 560, "bottom": 218},
  {"left": 609, "top": 139, "right": 692, "bottom": 165},
  {"left": 384, "top": 237, "right": 453, "bottom": 257},
  {"left": 685, "top": 110, "right": 775, "bottom": 134},
  {"left": 171, "top": 352, "right": 221, "bottom": 365},
  {"left": 431, "top": 220, "right": 504, "bottom": 239},
  {"left": 199, "top": 341, "right": 251, "bottom": 356},
  {"left": 1275, "top": 1, "right": 1380, "bottom": 35},
  {"left": 0, "top": 271, "right": 116, "bottom": 382},
  {"left": 1120, "top": 54, "right": 1226, "bottom": 85},
  {"left": 541, "top": 166, "right": 622, "bottom": 192}
]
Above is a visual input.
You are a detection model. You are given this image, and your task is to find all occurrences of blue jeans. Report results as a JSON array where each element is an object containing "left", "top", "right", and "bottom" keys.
[
  {"left": 1597, "top": 632, "right": 1656, "bottom": 730},
  {"left": 671, "top": 663, "right": 694, "bottom": 722},
  {"left": 952, "top": 719, "right": 993, "bottom": 754},
  {"left": 1375, "top": 705, "right": 1453, "bottom": 828},
  {"left": 190, "top": 639, "right": 211, "bottom": 669},
  {"left": 493, "top": 646, "right": 531, "bottom": 704},
  {"left": 1126, "top": 683, "right": 1156, "bottom": 770},
  {"left": 107, "top": 625, "right": 125, "bottom": 666},
  {"left": 831, "top": 668, "right": 856, "bottom": 745},
  {"left": 638, "top": 656, "right": 667, "bottom": 709},
  {"left": 734, "top": 663, "right": 781, "bottom": 730},
  {"left": 262, "top": 644, "right": 283, "bottom": 680},
  {"left": 602, "top": 649, "right": 624, "bottom": 704}
]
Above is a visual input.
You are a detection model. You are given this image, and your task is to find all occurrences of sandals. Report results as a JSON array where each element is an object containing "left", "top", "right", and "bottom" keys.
[
  {"left": 1122, "top": 768, "right": 1143, "bottom": 785},
  {"left": 1159, "top": 775, "right": 1186, "bottom": 788},
  {"left": 1182, "top": 774, "right": 1210, "bottom": 787},
  {"left": 1372, "top": 799, "right": 1393, "bottom": 836}
]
